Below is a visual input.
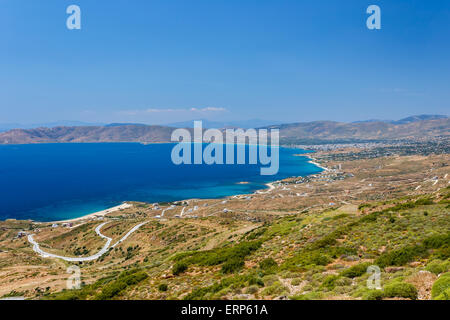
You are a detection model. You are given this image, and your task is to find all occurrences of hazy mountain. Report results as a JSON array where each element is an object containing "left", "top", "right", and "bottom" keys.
[
  {"left": 105, "top": 123, "right": 149, "bottom": 127},
  {"left": 352, "top": 114, "right": 447, "bottom": 125},
  {"left": 0, "top": 121, "right": 104, "bottom": 132},
  {"left": 167, "top": 119, "right": 285, "bottom": 129},
  {"left": 0, "top": 125, "right": 176, "bottom": 144},
  {"left": 0, "top": 115, "right": 448, "bottom": 145},
  {"left": 267, "top": 118, "right": 449, "bottom": 144},
  {"left": 392, "top": 114, "right": 448, "bottom": 124}
]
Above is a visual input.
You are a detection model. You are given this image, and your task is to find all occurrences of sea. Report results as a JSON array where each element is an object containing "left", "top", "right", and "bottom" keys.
[{"left": 0, "top": 143, "right": 322, "bottom": 222}]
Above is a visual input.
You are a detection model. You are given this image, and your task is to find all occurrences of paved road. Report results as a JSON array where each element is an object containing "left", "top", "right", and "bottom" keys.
[
  {"left": 28, "top": 221, "right": 148, "bottom": 262},
  {"left": 111, "top": 221, "right": 149, "bottom": 248}
]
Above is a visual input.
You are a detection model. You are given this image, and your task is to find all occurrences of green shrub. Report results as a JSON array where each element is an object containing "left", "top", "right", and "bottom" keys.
[
  {"left": 283, "top": 250, "right": 332, "bottom": 270},
  {"left": 320, "top": 275, "right": 339, "bottom": 290},
  {"left": 340, "top": 262, "right": 372, "bottom": 278},
  {"left": 434, "top": 288, "right": 450, "bottom": 300},
  {"left": 375, "top": 233, "right": 450, "bottom": 269},
  {"left": 362, "top": 290, "right": 384, "bottom": 300},
  {"left": 246, "top": 285, "right": 259, "bottom": 294},
  {"left": 383, "top": 282, "right": 418, "bottom": 300},
  {"left": 376, "top": 245, "right": 427, "bottom": 268},
  {"left": 260, "top": 281, "right": 288, "bottom": 297},
  {"left": 359, "top": 211, "right": 382, "bottom": 223},
  {"left": 221, "top": 258, "right": 244, "bottom": 274},
  {"left": 172, "top": 262, "right": 188, "bottom": 275},
  {"left": 248, "top": 276, "right": 264, "bottom": 287},
  {"left": 414, "top": 198, "right": 434, "bottom": 206},
  {"left": 425, "top": 259, "right": 450, "bottom": 275},
  {"left": 96, "top": 270, "right": 148, "bottom": 300},
  {"left": 176, "top": 240, "right": 262, "bottom": 268},
  {"left": 184, "top": 274, "right": 260, "bottom": 300},
  {"left": 246, "top": 227, "right": 267, "bottom": 240},
  {"left": 423, "top": 233, "right": 450, "bottom": 249},
  {"left": 158, "top": 283, "right": 168, "bottom": 292},
  {"left": 290, "top": 292, "right": 323, "bottom": 300},
  {"left": 432, "top": 247, "right": 450, "bottom": 260},
  {"left": 431, "top": 273, "right": 450, "bottom": 299},
  {"left": 259, "top": 258, "right": 278, "bottom": 270},
  {"left": 388, "top": 202, "right": 415, "bottom": 212}
]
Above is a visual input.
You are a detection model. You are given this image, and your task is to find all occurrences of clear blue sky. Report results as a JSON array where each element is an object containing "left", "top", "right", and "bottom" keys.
[{"left": 1, "top": 0, "right": 449, "bottom": 125}]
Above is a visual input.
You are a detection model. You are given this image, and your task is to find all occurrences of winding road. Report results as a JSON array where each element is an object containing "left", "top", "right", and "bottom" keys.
[{"left": 28, "top": 221, "right": 149, "bottom": 262}]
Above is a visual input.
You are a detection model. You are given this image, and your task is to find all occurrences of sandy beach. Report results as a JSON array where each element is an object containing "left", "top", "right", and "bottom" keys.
[
  {"left": 47, "top": 203, "right": 133, "bottom": 224},
  {"left": 308, "top": 159, "right": 328, "bottom": 171}
]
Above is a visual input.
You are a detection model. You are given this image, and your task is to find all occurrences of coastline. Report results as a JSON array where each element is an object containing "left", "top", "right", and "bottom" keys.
[
  {"left": 293, "top": 152, "right": 329, "bottom": 172},
  {"left": 7, "top": 148, "right": 326, "bottom": 224},
  {"left": 307, "top": 158, "right": 328, "bottom": 172},
  {"left": 44, "top": 203, "right": 132, "bottom": 224}
]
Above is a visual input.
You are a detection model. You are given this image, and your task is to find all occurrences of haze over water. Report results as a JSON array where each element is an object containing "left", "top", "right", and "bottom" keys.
[{"left": 0, "top": 143, "right": 322, "bottom": 222}]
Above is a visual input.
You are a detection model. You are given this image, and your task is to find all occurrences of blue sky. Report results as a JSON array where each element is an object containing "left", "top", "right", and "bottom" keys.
[{"left": 1, "top": 0, "right": 449, "bottom": 125}]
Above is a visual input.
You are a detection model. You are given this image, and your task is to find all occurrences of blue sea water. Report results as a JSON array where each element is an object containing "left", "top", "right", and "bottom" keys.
[{"left": 0, "top": 143, "right": 322, "bottom": 222}]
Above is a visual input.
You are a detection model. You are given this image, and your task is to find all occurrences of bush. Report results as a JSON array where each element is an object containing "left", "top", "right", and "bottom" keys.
[
  {"left": 96, "top": 270, "right": 148, "bottom": 300},
  {"left": 184, "top": 274, "right": 262, "bottom": 300},
  {"left": 431, "top": 272, "right": 450, "bottom": 300},
  {"left": 362, "top": 290, "right": 384, "bottom": 300},
  {"left": 383, "top": 282, "right": 418, "bottom": 300},
  {"left": 376, "top": 245, "right": 427, "bottom": 268},
  {"left": 425, "top": 259, "right": 450, "bottom": 275},
  {"left": 259, "top": 258, "right": 278, "bottom": 271},
  {"left": 261, "top": 281, "right": 288, "bottom": 297},
  {"left": 434, "top": 288, "right": 450, "bottom": 300},
  {"left": 415, "top": 198, "right": 434, "bottom": 206},
  {"left": 158, "top": 283, "right": 168, "bottom": 292},
  {"left": 340, "top": 262, "right": 372, "bottom": 278},
  {"left": 283, "top": 250, "right": 332, "bottom": 270},
  {"left": 221, "top": 258, "right": 244, "bottom": 274},
  {"left": 248, "top": 276, "right": 264, "bottom": 287},
  {"left": 290, "top": 292, "right": 323, "bottom": 300},
  {"left": 172, "top": 262, "right": 188, "bottom": 275},
  {"left": 245, "top": 285, "right": 259, "bottom": 294},
  {"left": 176, "top": 240, "right": 262, "bottom": 268},
  {"left": 359, "top": 211, "right": 382, "bottom": 223},
  {"left": 423, "top": 233, "right": 450, "bottom": 249},
  {"left": 320, "top": 275, "right": 339, "bottom": 290}
]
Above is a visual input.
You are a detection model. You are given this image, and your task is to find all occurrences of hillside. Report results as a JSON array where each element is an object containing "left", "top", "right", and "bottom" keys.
[
  {"left": 270, "top": 118, "right": 450, "bottom": 144},
  {"left": 0, "top": 125, "right": 175, "bottom": 144}
]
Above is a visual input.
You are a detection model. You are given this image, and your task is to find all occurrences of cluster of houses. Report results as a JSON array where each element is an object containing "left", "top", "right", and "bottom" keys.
[{"left": 50, "top": 222, "right": 73, "bottom": 228}]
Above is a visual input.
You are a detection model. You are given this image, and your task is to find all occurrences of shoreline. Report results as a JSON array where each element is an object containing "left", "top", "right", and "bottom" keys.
[
  {"left": 7, "top": 151, "right": 326, "bottom": 224},
  {"left": 43, "top": 203, "right": 133, "bottom": 224},
  {"left": 307, "top": 159, "right": 328, "bottom": 172}
]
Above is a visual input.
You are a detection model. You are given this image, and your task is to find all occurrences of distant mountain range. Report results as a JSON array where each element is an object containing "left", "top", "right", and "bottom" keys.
[
  {"left": 166, "top": 119, "right": 285, "bottom": 129},
  {"left": 0, "top": 121, "right": 104, "bottom": 132},
  {"left": 0, "top": 115, "right": 447, "bottom": 145},
  {"left": 352, "top": 114, "right": 448, "bottom": 125}
]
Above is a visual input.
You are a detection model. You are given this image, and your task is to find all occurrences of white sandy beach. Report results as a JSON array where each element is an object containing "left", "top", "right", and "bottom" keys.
[{"left": 48, "top": 203, "right": 132, "bottom": 224}]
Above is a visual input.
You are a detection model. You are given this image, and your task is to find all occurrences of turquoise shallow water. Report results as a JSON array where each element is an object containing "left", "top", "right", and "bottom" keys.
[{"left": 0, "top": 143, "right": 322, "bottom": 222}]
